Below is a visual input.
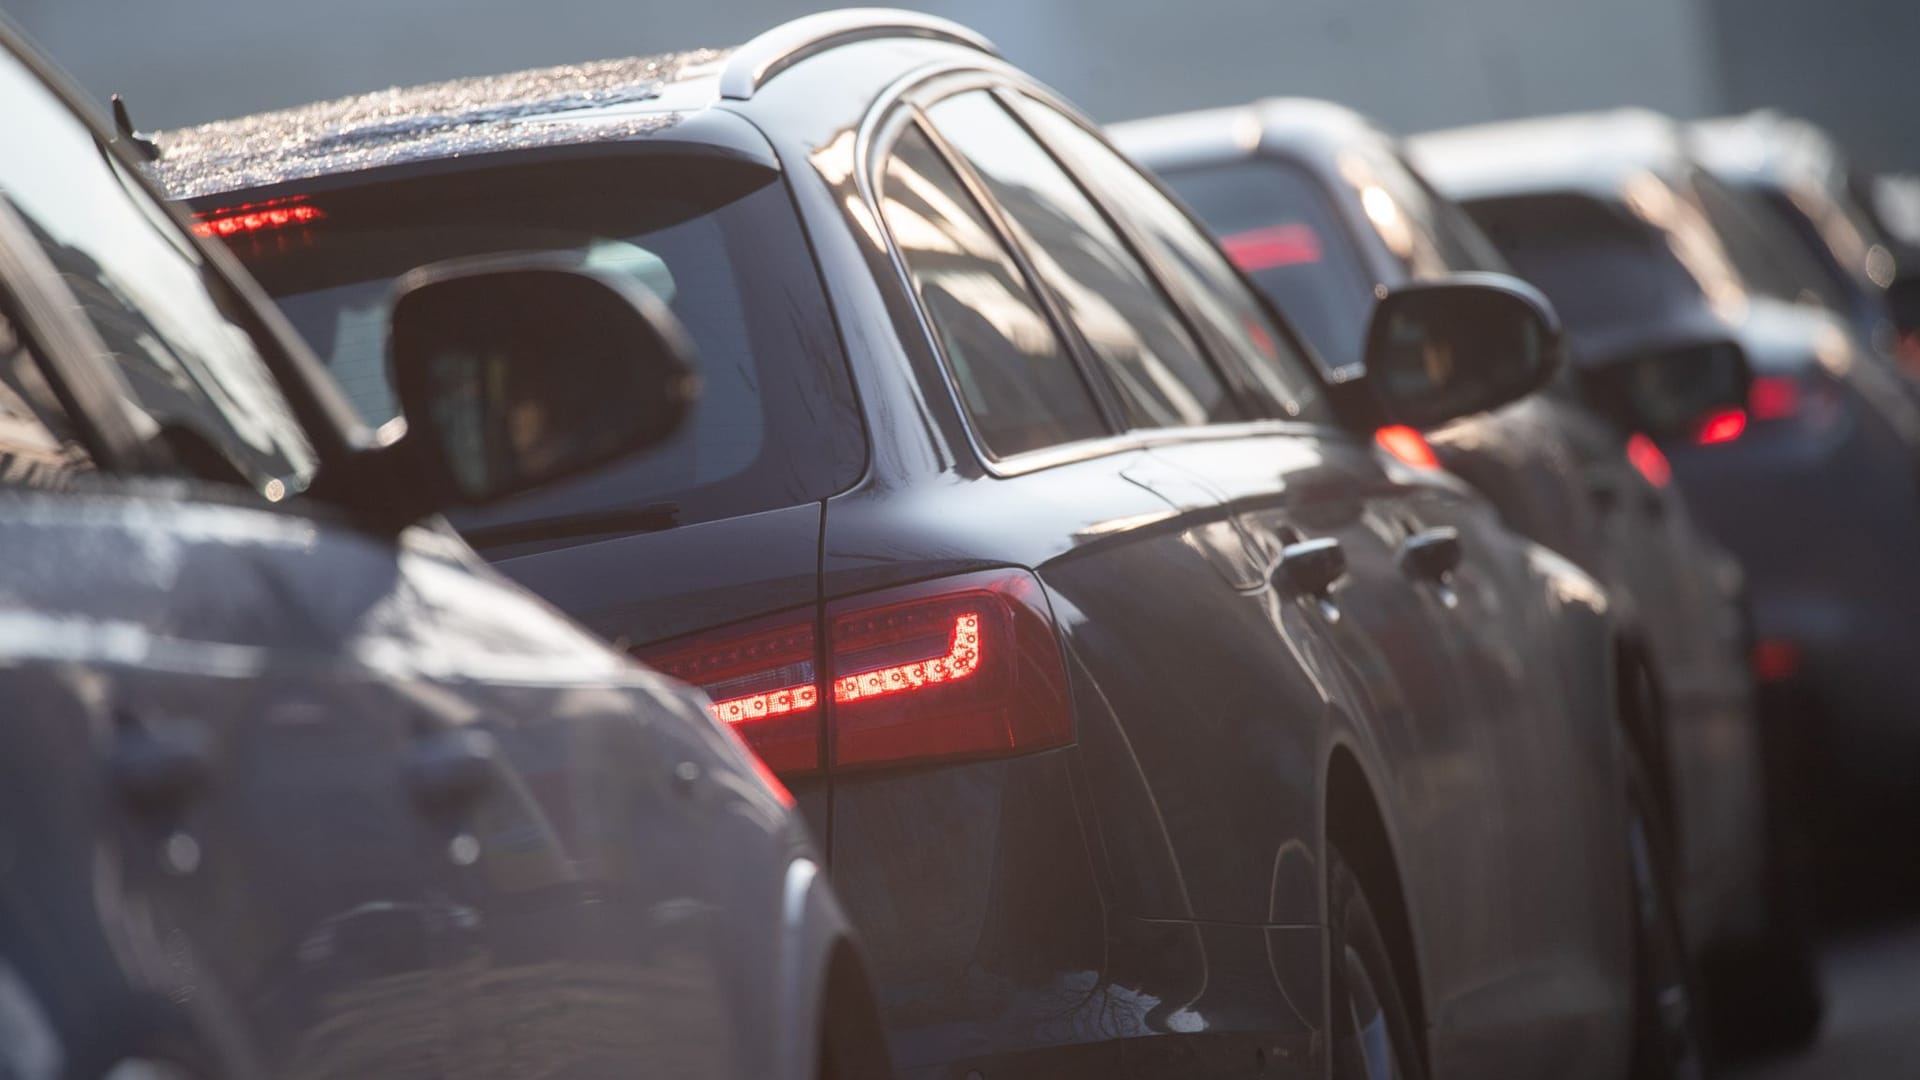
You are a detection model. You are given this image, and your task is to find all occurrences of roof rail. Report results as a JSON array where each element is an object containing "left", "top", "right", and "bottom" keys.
[{"left": 718, "top": 8, "right": 999, "bottom": 100}]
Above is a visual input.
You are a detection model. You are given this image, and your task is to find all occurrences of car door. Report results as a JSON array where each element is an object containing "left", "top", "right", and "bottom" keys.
[
  {"left": 1013, "top": 101, "right": 1628, "bottom": 1073},
  {"left": 0, "top": 51, "right": 755, "bottom": 1077}
]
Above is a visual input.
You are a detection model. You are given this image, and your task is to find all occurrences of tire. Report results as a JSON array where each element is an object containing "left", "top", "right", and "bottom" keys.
[
  {"left": 1624, "top": 753, "right": 1713, "bottom": 1080},
  {"left": 1701, "top": 686, "right": 1825, "bottom": 1060},
  {"left": 1328, "top": 842, "right": 1426, "bottom": 1080}
]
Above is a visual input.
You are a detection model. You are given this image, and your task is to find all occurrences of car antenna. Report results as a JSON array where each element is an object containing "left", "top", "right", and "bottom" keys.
[{"left": 111, "top": 94, "right": 160, "bottom": 161}]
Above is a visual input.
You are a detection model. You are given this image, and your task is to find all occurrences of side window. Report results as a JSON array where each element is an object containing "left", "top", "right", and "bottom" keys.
[
  {"left": 0, "top": 48, "right": 314, "bottom": 498},
  {"left": 879, "top": 124, "right": 1108, "bottom": 458},
  {"left": 924, "top": 91, "right": 1236, "bottom": 430},
  {"left": 0, "top": 302, "right": 95, "bottom": 486},
  {"left": 1021, "top": 102, "right": 1332, "bottom": 419}
]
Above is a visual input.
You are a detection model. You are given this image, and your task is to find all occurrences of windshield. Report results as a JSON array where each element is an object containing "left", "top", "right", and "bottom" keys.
[
  {"left": 1159, "top": 160, "right": 1377, "bottom": 373},
  {"left": 1462, "top": 192, "right": 1729, "bottom": 333},
  {"left": 221, "top": 156, "right": 863, "bottom": 547}
]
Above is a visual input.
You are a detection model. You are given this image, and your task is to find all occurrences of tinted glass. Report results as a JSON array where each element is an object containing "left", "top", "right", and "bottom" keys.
[
  {"left": 1339, "top": 141, "right": 1490, "bottom": 278},
  {"left": 1160, "top": 159, "right": 1378, "bottom": 374},
  {"left": 1021, "top": 104, "right": 1329, "bottom": 420},
  {"left": 880, "top": 124, "right": 1107, "bottom": 457},
  {"left": 224, "top": 157, "right": 864, "bottom": 544},
  {"left": 1464, "top": 194, "right": 1725, "bottom": 332},
  {"left": 0, "top": 49, "right": 314, "bottom": 497},
  {"left": 1692, "top": 171, "right": 1842, "bottom": 308},
  {"left": 926, "top": 92, "right": 1234, "bottom": 430},
  {"left": 0, "top": 303, "right": 94, "bottom": 486}
]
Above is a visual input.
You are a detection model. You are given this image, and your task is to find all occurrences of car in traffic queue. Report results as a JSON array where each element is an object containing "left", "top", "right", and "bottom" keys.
[
  {"left": 1415, "top": 108, "right": 1920, "bottom": 936},
  {"left": 1115, "top": 97, "right": 1818, "bottom": 1058},
  {"left": 1691, "top": 110, "right": 1920, "bottom": 366},
  {"left": 155, "top": 11, "right": 1709, "bottom": 1078},
  {"left": 0, "top": 18, "right": 891, "bottom": 1080}
]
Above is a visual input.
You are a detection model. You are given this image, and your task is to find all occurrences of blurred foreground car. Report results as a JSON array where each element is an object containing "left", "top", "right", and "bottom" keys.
[
  {"left": 1416, "top": 108, "right": 1920, "bottom": 945},
  {"left": 0, "top": 20, "right": 889, "bottom": 1080},
  {"left": 160, "top": 10, "right": 1708, "bottom": 1078},
  {"left": 1118, "top": 98, "right": 1813, "bottom": 1053}
]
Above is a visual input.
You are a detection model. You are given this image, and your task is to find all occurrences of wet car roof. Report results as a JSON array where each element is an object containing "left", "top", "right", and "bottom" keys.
[
  {"left": 150, "top": 48, "right": 730, "bottom": 200},
  {"left": 1409, "top": 108, "right": 1692, "bottom": 204}
]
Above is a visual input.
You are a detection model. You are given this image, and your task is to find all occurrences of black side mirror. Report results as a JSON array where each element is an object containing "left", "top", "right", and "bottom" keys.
[
  {"left": 387, "top": 254, "right": 698, "bottom": 509},
  {"left": 1577, "top": 338, "right": 1752, "bottom": 441},
  {"left": 1360, "top": 273, "right": 1563, "bottom": 430}
]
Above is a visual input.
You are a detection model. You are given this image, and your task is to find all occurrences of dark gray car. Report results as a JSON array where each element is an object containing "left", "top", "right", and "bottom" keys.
[
  {"left": 1415, "top": 107, "right": 1920, "bottom": 945},
  {"left": 0, "top": 20, "right": 888, "bottom": 1080},
  {"left": 1116, "top": 98, "right": 1813, "bottom": 1056}
]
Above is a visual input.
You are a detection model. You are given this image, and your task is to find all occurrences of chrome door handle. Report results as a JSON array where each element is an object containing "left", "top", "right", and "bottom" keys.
[
  {"left": 1273, "top": 536, "right": 1347, "bottom": 596},
  {"left": 1398, "top": 526, "right": 1463, "bottom": 581}
]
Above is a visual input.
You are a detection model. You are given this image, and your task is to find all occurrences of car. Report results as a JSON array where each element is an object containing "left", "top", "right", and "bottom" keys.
[
  {"left": 1415, "top": 108, "right": 1920, "bottom": 933},
  {"left": 1115, "top": 97, "right": 1817, "bottom": 1055},
  {"left": 1690, "top": 111, "right": 1919, "bottom": 359},
  {"left": 152, "top": 11, "right": 1705, "bottom": 1078},
  {"left": 0, "top": 19, "right": 889, "bottom": 1080}
]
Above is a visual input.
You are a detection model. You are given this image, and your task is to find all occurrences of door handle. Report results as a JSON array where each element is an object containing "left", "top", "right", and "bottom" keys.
[
  {"left": 1273, "top": 536, "right": 1346, "bottom": 596},
  {"left": 404, "top": 728, "right": 498, "bottom": 811},
  {"left": 1398, "top": 526, "right": 1463, "bottom": 581}
]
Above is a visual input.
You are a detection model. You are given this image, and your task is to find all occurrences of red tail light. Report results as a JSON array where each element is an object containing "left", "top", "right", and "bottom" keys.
[
  {"left": 191, "top": 196, "right": 325, "bottom": 238},
  {"left": 633, "top": 569, "right": 1072, "bottom": 777},
  {"left": 1746, "top": 376, "right": 1801, "bottom": 421},
  {"left": 1375, "top": 425, "right": 1441, "bottom": 470},
  {"left": 1693, "top": 408, "right": 1749, "bottom": 446},
  {"left": 1221, "top": 223, "right": 1323, "bottom": 272},
  {"left": 1751, "top": 639, "right": 1800, "bottom": 683},
  {"left": 641, "top": 614, "right": 823, "bottom": 776},
  {"left": 1625, "top": 433, "right": 1672, "bottom": 488}
]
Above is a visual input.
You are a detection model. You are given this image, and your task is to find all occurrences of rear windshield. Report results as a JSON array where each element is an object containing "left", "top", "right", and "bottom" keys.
[
  {"left": 1158, "top": 160, "right": 1378, "bottom": 372},
  {"left": 1461, "top": 193, "right": 1720, "bottom": 332},
  {"left": 216, "top": 156, "right": 864, "bottom": 546}
]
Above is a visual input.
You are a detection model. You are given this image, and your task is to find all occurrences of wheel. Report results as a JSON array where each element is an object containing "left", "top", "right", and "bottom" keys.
[
  {"left": 1328, "top": 842, "right": 1426, "bottom": 1080},
  {"left": 1624, "top": 753, "right": 1713, "bottom": 1080},
  {"left": 1701, "top": 687, "right": 1825, "bottom": 1059}
]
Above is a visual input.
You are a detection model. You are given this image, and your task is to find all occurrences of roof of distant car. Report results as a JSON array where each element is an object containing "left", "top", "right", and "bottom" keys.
[
  {"left": 1690, "top": 110, "right": 1849, "bottom": 194},
  {"left": 1410, "top": 109, "right": 1693, "bottom": 204},
  {"left": 1111, "top": 97, "right": 1385, "bottom": 171},
  {"left": 150, "top": 49, "right": 731, "bottom": 200}
]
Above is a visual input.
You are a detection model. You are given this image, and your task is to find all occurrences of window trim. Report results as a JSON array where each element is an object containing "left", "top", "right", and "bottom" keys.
[{"left": 856, "top": 66, "right": 1356, "bottom": 477}]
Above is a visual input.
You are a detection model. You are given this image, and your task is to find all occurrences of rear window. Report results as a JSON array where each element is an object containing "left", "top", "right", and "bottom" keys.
[
  {"left": 1461, "top": 193, "right": 1719, "bottom": 332},
  {"left": 214, "top": 156, "right": 864, "bottom": 546},
  {"left": 1158, "top": 160, "right": 1378, "bottom": 373}
]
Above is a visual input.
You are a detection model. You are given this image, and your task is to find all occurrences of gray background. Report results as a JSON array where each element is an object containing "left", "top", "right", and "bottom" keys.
[{"left": 3, "top": 0, "right": 1913, "bottom": 168}]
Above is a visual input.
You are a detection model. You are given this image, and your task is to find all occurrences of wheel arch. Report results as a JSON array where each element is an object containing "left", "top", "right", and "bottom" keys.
[{"left": 1323, "top": 744, "right": 1431, "bottom": 1073}]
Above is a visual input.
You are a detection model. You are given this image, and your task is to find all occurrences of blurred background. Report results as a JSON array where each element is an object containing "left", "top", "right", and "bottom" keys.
[{"left": 4, "top": 0, "right": 1916, "bottom": 171}]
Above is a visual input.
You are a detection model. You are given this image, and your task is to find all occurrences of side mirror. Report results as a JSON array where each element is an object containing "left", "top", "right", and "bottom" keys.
[
  {"left": 387, "top": 254, "right": 698, "bottom": 509},
  {"left": 1361, "top": 274, "right": 1563, "bottom": 430},
  {"left": 1577, "top": 338, "right": 1752, "bottom": 441}
]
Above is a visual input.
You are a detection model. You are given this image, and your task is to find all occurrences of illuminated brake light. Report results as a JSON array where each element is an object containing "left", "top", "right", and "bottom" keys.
[
  {"left": 1625, "top": 433, "right": 1672, "bottom": 488},
  {"left": 638, "top": 617, "right": 823, "bottom": 776},
  {"left": 191, "top": 196, "right": 325, "bottom": 238},
  {"left": 833, "top": 613, "right": 982, "bottom": 702},
  {"left": 1752, "top": 640, "right": 1800, "bottom": 683},
  {"left": 1747, "top": 376, "right": 1801, "bottom": 421},
  {"left": 1375, "top": 425, "right": 1440, "bottom": 469},
  {"left": 633, "top": 571, "right": 1072, "bottom": 778},
  {"left": 1221, "top": 223, "right": 1323, "bottom": 272},
  {"left": 1694, "top": 408, "right": 1748, "bottom": 446}
]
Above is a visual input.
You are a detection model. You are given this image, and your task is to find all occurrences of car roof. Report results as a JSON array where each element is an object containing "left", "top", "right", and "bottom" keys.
[
  {"left": 149, "top": 50, "right": 731, "bottom": 201},
  {"left": 1690, "top": 110, "right": 1850, "bottom": 195},
  {"left": 149, "top": 8, "right": 1001, "bottom": 202},
  {"left": 1111, "top": 97, "right": 1385, "bottom": 174},
  {"left": 1409, "top": 108, "right": 1693, "bottom": 205}
]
